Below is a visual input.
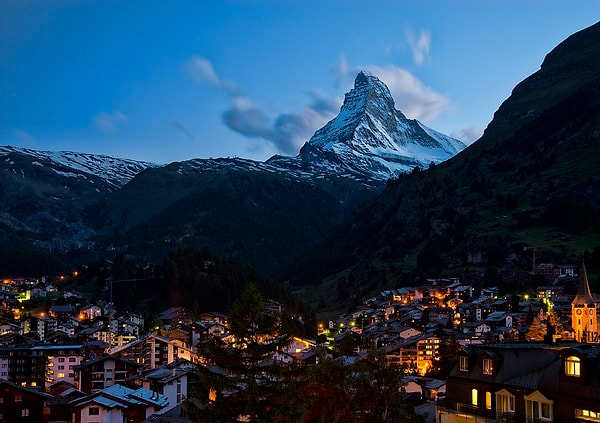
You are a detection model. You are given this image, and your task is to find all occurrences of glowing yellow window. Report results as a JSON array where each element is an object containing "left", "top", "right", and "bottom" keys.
[
  {"left": 565, "top": 356, "right": 580, "bottom": 376},
  {"left": 471, "top": 388, "right": 478, "bottom": 406}
]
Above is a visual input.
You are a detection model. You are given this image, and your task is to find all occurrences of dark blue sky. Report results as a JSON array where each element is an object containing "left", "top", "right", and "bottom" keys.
[{"left": 2, "top": 0, "right": 598, "bottom": 163}]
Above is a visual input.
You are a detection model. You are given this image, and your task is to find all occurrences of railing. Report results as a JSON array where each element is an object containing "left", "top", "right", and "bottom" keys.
[
  {"left": 436, "top": 403, "right": 498, "bottom": 423},
  {"left": 495, "top": 411, "right": 516, "bottom": 422}
]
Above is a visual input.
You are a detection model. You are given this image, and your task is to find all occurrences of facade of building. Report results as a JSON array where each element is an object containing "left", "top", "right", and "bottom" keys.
[
  {"left": 437, "top": 343, "right": 600, "bottom": 423},
  {"left": 109, "top": 333, "right": 194, "bottom": 369},
  {"left": 0, "top": 378, "right": 54, "bottom": 423},
  {"left": 0, "top": 344, "right": 82, "bottom": 389},
  {"left": 74, "top": 355, "right": 141, "bottom": 394}
]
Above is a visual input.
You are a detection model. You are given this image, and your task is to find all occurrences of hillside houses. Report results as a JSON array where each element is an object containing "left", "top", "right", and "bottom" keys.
[{"left": 0, "top": 260, "right": 597, "bottom": 422}]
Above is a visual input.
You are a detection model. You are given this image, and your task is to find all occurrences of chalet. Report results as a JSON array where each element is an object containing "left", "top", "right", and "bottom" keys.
[
  {"left": 484, "top": 311, "right": 514, "bottom": 330},
  {"left": 384, "top": 334, "right": 441, "bottom": 375},
  {"left": 0, "top": 378, "right": 54, "bottom": 423},
  {"left": 197, "top": 311, "right": 229, "bottom": 326},
  {"left": 74, "top": 355, "right": 141, "bottom": 393},
  {"left": 458, "top": 321, "right": 491, "bottom": 338},
  {"left": 537, "top": 285, "right": 566, "bottom": 299},
  {"left": 109, "top": 333, "right": 195, "bottom": 369},
  {"left": 129, "top": 358, "right": 193, "bottom": 413},
  {"left": 71, "top": 384, "right": 168, "bottom": 423},
  {"left": 79, "top": 304, "right": 102, "bottom": 320}
]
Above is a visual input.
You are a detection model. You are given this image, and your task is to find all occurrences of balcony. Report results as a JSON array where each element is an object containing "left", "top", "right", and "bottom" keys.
[{"left": 437, "top": 402, "right": 502, "bottom": 423}]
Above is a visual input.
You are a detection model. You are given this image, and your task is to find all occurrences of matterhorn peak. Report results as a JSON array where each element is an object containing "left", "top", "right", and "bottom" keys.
[{"left": 292, "top": 71, "right": 466, "bottom": 180}]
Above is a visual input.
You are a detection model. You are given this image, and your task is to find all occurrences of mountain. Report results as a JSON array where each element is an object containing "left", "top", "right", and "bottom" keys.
[
  {"left": 0, "top": 146, "right": 156, "bottom": 189},
  {"left": 279, "top": 21, "right": 600, "bottom": 311},
  {"left": 0, "top": 73, "right": 465, "bottom": 276},
  {"left": 82, "top": 73, "right": 465, "bottom": 274},
  {"left": 268, "top": 71, "right": 466, "bottom": 182},
  {"left": 0, "top": 146, "right": 156, "bottom": 273},
  {"left": 87, "top": 158, "right": 345, "bottom": 274}
]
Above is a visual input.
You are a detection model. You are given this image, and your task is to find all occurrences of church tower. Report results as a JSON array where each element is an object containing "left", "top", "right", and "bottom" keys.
[{"left": 571, "top": 261, "right": 598, "bottom": 342}]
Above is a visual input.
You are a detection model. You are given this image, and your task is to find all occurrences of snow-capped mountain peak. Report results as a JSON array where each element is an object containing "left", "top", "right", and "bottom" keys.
[{"left": 287, "top": 71, "right": 466, "bottom": 180}]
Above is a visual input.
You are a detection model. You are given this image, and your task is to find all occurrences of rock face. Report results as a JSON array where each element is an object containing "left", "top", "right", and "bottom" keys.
[{"left": 291, "top": 71, "right": 466, "bottom": 180}]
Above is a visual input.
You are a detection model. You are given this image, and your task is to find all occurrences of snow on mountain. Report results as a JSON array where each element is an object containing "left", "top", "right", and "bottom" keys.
[
  {"left": 0, "top": 72, "right": 464, "bottom": 189},
  {"left": 269, "top": 71, "right": 466, "bottom": 180},
  {"left": 0, "top": 146, "right": 156, "bottom": 188}
]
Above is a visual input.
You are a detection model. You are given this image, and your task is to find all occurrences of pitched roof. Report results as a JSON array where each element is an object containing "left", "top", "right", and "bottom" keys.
[{"left": 573, "top": 261, "right": 595, "bottom": 305}]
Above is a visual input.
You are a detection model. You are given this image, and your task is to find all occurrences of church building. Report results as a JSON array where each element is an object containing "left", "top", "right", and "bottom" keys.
[{"left": 571, "top": 261, "right": 598, "bottom": 343}]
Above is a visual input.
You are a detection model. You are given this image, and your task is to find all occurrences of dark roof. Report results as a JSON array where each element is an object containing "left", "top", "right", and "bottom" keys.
[{"left": 74, "top": 354, "right": 142, "bottom": 371}]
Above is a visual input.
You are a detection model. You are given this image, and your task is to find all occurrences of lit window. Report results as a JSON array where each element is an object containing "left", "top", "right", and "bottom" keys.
[
  {"left": 58, "top": 372, "right": 65, "bottom": 378},
  {"left": 486, "top": 391, "right": 492, "bottom": 410},
  {"left": 483, "top": 358, "right": 493, "bottom": 375},
  {"left": 459, "top": 355, "right": 469, "bottom": 372},
  {"left": 471, "top": 388, "right": 478, "bottom": 406},
  {"left": 565, "top": 356, "right": 581, "bottom": 377},
  {"left": 576, "top": 409, "right": 600, "bottom": 421}
]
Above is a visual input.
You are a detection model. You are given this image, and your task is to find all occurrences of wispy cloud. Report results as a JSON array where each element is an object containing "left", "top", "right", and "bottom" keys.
[
  {"left": 185, "top": 55, "right": 340, "bottom": 155},
  {"left": 93, "top": 111, "right": 128, "bottom": 132},
  {"left": 330, "top": 54, "right": 348, "bottom": 88},
  {"left": 450, "top": 125, "right": 484, "bottom": 144},
  {"left": 184, "top": 55, "right": 239, "bottom": 97},
  {"left": 364, "top": 65, "right": 449, "bottom": 122},
  {"left": 404, "top": 26, "right": 431, "bottom": 65}
]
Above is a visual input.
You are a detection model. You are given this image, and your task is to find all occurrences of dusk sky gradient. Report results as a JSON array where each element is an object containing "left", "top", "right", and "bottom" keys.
[{"left": 2, "top": 1, "right": 599, "bottom": 164}]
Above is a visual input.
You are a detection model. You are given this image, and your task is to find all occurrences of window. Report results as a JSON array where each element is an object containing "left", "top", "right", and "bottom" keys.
[
  {"left": 14, "top": 393, "right": 22, "bottom": 402},
  {"left": 21, "top": 409, "right": 29, "bottom": 417},
  {"left": 89, "top": 407, "right": 100, "bottom": 415},
  {"left": 565, "top": 356, "right": 581, "bottom": 376},
  {"left": 485, "top": 391, "right": 492, "bottom": 410},
  {"left": 69, "top": 357, "right": 77, "bottom": 362},
  {"left": 58, "top": 365, "right": 64, "bottom": 370},
  {"left": 471, "top": 388, "right": 478, "bottom": 406},
  {"left": 525, "top": 391, "right": 553, "bottom": 422},
  {"left": 483, "top": 358, "right": 493, "bottom": 375},
  {"left": 459, "top": 355, "right": 469, "bottom": 372},
  {"left": 58, "top": 357, "right": 65, "bottom": 362},
  {"left": 576, "top": 408, "right": 600, "bottom": 422},
  {"left": 58, "top": 372, "right": 65, "bottom": 378}
]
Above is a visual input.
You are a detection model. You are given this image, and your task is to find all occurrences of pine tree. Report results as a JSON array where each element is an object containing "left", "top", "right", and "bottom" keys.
[{"left": 195, "top": 283, "right": 295, "bottom": 422}]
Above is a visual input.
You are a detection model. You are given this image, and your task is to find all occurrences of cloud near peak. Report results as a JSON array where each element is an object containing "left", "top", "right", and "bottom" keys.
[
  {"left": 185, "top": 55, "right": 340, "bottom": 155},
  {"left": 364, "top": 65, "right": 449, "bottom": 123}
]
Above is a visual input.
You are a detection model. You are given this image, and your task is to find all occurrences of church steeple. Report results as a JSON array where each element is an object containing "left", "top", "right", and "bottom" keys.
[
  {"left": 573, "top": 260, "right": 594, "bottom": 306},
  {"left": 572, "top": 260, "right": 598, "bottom": 342}
]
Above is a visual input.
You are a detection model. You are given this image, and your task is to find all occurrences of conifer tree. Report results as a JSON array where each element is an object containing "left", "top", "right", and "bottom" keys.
[{"left": 195, "top": 283, "right": 295, "bottom": 422}]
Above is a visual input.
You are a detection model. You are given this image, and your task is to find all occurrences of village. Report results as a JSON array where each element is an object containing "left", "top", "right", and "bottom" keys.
[{"left": 0, "top": 259, "right": 598, "bottom": 423}]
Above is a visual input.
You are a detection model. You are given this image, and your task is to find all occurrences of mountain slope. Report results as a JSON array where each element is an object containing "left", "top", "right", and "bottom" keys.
[
  {"left": 279, "top": 21, "right": 600, "bottom": 310},
  {"left": 89, "top": 159, "right": 345, "bottom": 274}
]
